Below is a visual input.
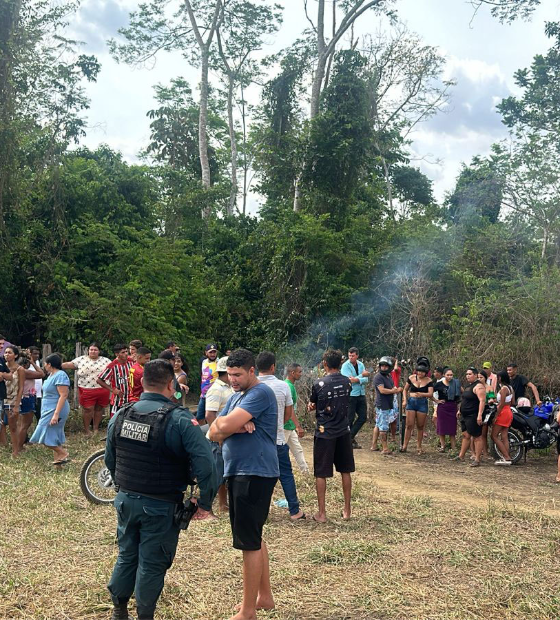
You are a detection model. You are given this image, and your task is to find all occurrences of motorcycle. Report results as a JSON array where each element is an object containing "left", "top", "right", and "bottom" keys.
[
  {"left": 80, "top": 446, "right": 116, "bottom": 505},
  {"left": 490, "top": 397, "right": 559, "bottom": 465}
]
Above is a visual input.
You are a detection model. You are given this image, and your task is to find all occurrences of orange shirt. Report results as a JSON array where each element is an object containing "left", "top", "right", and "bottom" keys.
[{"left": 128, "top": 363, "right": 144, "bottom": 402}]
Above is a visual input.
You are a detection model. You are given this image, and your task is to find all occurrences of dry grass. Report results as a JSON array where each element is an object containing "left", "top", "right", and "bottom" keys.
[{"left": 1, "top": 412, "right": 560, "bottom": 620}]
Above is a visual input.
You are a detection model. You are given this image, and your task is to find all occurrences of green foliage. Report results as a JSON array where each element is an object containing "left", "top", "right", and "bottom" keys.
[
  {"left": 499, "top": 22, "right": 560, "bottom": 133},
  {"left": 302, "top": 50, "right": 374, "bottom": 227},
  {"left": 145, "top": 77, "right": 229, "bottom": 182},
  {"left": 445, "top": 156, "right": 503, "bottom": 225}
]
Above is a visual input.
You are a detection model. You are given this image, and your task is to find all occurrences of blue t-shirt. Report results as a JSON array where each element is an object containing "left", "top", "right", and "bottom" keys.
[{"left": 220, "top": 383, "right": 279, "bottom": 478}]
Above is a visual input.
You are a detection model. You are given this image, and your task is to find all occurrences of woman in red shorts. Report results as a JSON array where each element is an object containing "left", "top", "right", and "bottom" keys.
[
  {"left": 492, "top": 370, "right": 514, "bottom": 466},
  {"left": 62, "top": 343, "right": 111, "bottom": 435}
]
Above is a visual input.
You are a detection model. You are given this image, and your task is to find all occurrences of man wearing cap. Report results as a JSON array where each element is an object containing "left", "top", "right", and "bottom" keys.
[
  {"left": 482, "top": 362, "right": 498, "bottom": 393},
  {"left": 196, "top": 344, "right": 219, "bottom": 423},
  {"left": 205, "top": 356, "right": 233, "bottom": 512}
]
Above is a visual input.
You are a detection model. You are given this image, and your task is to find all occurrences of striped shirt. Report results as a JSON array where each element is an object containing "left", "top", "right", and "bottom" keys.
[{"left": 98, "top": 359, "right": 134, "bottom": 415}]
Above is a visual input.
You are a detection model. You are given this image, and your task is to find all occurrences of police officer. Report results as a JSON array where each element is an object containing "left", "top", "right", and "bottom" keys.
[{"left": 105, "top": 359, "right": 217, "bottom": 620}]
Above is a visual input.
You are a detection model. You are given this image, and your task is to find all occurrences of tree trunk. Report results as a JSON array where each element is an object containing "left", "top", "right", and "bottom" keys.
[
  {"left": 241, "top": 85, "right": 248, "bottom": 216},
  {"left": 199, "top": 51, "right": 211, "bottom": 193},
  {"left": 226, "top": 74, "right": 238, "bottom": 215},
  {"left": 293, "top": 174, "right": 302, "bottom": 212},
  {"left": 0, "top": 0, "right": 22, "bottom": 234},
  {"left": 381, "top": 155, "right": 393, "bottom": 217},
  {"left": 183, "top": 0, "right": 223, "bottom": 215},
  {"left": 541, "top": 227, "right": 548, "bottom": 262}
]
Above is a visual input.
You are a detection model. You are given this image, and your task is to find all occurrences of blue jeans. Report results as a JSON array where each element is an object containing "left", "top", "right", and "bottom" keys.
[
  {"left": 196, "top": 397, "right": 206, "bottom": 421},
  {"left": 277, "top": 443, "right": 300, "bottom": 516}
]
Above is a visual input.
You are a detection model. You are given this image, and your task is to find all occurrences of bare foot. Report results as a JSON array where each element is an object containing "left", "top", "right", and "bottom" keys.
[
  {"left": 342, "top": 509, "right": 351, "bottom": 521},
  {"left": 312, "top": 512, "right": 327, "bottom": 523},
  {"left": 234, "top": 597, "right": 275, "bottom": 612},
  {"left": 229, "top": 610, "right": 258, "bottom": 620},
  {"left": 219, "top": 504, "right": 229, "bottom": 513},
  {"left": 192, "top": 509, "right": 218, "bottom": 521}
]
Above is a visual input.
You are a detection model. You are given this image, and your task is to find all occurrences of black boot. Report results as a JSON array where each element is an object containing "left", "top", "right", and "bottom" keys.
[{"left": 111, "top": 603, "right": 134, "bottom": 620}]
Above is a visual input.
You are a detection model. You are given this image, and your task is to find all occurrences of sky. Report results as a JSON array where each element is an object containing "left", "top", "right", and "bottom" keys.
[{"left": 70, "top": 0, "right": 559, "bottom": 207}]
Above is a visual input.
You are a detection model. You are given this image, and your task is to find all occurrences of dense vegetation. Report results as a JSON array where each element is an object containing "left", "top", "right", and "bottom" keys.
[{"left": 1, "top": 0, "right": 559, "bottom": 390}]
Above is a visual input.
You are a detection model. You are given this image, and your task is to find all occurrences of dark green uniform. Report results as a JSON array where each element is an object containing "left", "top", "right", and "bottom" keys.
[{"left": 105, "top": 392, "right": 217, "bottom": 620}]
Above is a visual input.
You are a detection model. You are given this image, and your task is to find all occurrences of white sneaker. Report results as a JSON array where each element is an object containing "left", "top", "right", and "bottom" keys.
[{"left": 495, "top": 460, "right": 512, "bottom": 466}]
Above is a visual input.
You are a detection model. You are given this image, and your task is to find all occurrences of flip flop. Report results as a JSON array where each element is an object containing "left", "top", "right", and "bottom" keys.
[
  {"left": 370, "top": 446, "right": 380, "bottom": 452},
  {"left": 290, "top": 512, "right": 306, "bottom": 522}
]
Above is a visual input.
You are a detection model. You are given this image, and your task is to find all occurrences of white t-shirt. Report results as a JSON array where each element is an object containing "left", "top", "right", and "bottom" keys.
[
  {"left": 34, "top": 360, "right": 43, "bottom": 398},
  {"left": 71, "top": 355, "right": 112, "bottom": 389},
  {"left": 258, "top": 374, "right": 294, "bottom": 445}
]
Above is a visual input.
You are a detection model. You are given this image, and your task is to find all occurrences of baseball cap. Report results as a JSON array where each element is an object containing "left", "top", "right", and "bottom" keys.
[
  {"left": 482, "top": 361, "right": 492, "bottom": 369},
  {"left": 216, "top": 356, "right": 228, "bottom": 372},
  {"left": 205, "top": 343, "right": 218, "bottom": 352}
]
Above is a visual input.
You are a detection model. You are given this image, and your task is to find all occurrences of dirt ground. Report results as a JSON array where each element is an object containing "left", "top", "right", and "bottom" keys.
[{"left": 1, "top": 421, "right": 559, "bottom": 620}]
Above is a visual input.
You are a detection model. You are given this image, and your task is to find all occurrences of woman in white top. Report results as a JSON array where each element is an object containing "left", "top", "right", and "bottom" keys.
[
  {"left": 62, "top": 343, "right": 111, "bottom": 434},
  {"left": 492, "top": 370, "right": 514, "bottom": 465}
]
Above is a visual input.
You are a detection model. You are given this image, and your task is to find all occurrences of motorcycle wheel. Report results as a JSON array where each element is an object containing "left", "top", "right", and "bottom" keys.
[
  {"left": 490, "top": 427, "right": 524, "bottom": 464},
  {"left": 80, "top": 449, "right": 116, "bottom": 505}
]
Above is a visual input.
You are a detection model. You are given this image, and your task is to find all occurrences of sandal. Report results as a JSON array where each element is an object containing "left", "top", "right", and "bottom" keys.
[
  {"left": 370, "top": 446, "right": 380, "bottom": 452},
  {"left": 399, "top": 447, "right": 407, "bottom": 453},
  {"left": 437, "top": 446, "right": 446, "bottom": 453}
]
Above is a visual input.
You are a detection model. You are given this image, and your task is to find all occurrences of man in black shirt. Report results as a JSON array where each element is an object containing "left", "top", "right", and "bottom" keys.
[
  {"left": 308, "top": 349, "right": 354, "bottom": 523},
  {"left": 506, "top": 363, "right": 542, "bottom": 405}
]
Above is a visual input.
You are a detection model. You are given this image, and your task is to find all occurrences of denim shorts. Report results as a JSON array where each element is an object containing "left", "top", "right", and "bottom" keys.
[
  {"left": 20, "top": 395, "right": 36, "bottom": 414},
  {"left": 375, "top": 408, "right": 393, "bottom": 432},
  {"left": 406, "top": 397, "right": 429, "bottom": 413}
]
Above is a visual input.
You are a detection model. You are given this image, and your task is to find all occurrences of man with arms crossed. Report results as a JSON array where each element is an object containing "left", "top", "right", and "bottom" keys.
[
  {"left": 308, "top": 349, "right": 354, "bottom": 523},
  {"left": 208, "top": 349, "right": 279, "bottom": 620}
]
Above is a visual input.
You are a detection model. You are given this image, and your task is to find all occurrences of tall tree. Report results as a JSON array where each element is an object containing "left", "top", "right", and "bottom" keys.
[
  {"left": 495, "top": 134, "right": 560, "bottom": 262},
  {"left": 110, "top": 0, "right": 226, "bottom": 210},
  {"left": 214, "top": 0, "right": 282, "bottom": 214},
  {"left": 183, "top": 0, "right": 224, "bottom": 192}
]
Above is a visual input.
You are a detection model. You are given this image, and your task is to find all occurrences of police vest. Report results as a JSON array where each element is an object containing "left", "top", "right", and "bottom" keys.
[{"left": 113, "top": 402, "right": 194, "bottom": 502}]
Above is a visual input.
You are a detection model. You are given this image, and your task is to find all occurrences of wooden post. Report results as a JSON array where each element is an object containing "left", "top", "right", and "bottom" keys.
[
  {"left": 73, "top": 341, "right": 81, "bottom": 408},
  {"left": 41, "top": 344, "right": 52, "bottom": 361}
]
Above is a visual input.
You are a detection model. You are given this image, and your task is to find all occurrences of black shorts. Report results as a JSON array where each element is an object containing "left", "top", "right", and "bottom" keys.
[
  {"left": 313, "top": 433, "right": 355, "bottom": 478},
  {"left": 226, "top": 475, "right": 277, "bottom": 551},
  {"left": 460, "top": 414, "right": 483, "bottom": 438}
]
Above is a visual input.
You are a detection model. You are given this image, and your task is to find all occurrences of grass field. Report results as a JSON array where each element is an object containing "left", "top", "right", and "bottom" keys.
[{"left": 1, "top": 413, "right": 560, "bottom": 620}]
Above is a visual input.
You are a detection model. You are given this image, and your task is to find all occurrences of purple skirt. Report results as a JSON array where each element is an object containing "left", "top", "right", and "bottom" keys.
[{"left": 436, "top": 400, "right": 458, "bottom": 436}]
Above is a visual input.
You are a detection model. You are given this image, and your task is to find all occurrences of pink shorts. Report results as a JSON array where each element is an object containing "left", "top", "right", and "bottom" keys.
[{"left": 79, "top": 387, "right": 110, "bottom": 408}]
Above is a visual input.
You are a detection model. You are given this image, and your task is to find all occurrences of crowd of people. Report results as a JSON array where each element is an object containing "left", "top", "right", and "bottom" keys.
[{"left": 0, "top": 332, "right": 557, "bottom": 620}]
